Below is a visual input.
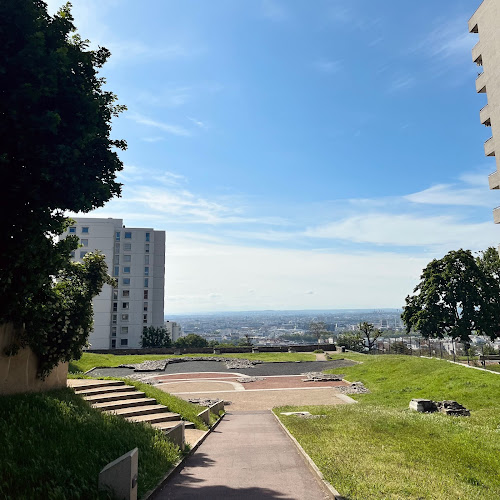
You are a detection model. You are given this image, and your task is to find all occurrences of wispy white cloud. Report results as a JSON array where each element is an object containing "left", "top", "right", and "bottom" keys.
[
  {"left": 313, "top": 59, "right": 341, "bottom": 74},
  {"left": 141, "top": 137, "right": 165, "bottom": 143},
  {"left": 128, "top": 113, "right": 192, "bottom": 137},
  {"left": 188, "top": 117, "right": 208, "bottom": 129},
  {"left": 388, "top": 75, "right": 416, "bottom": 93}
]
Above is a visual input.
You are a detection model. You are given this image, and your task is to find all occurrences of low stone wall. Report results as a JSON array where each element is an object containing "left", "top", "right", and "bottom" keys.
[
  {"left": 0, "top": 323, "right": 68, "bottom": 395},
  {"left": 86, "top": 344, "right": 327, "bottom": 356}
]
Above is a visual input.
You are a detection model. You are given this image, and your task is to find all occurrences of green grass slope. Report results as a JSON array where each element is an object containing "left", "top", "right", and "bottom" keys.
[
  {"left": 276, "top": 354, "right": 500, "bottom": 500},
  {"left": 0, "top": 389, "right": 180, "bottom": 499}
]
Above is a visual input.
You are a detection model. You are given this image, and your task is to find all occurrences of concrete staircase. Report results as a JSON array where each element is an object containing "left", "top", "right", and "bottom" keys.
[{"left": 68, "top": 379, "right": 196, "bottom": 436}]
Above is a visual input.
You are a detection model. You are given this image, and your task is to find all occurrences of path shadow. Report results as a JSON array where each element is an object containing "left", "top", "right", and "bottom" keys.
[{"left": 154, "top": 484, "right": 299, "bottom": 499}]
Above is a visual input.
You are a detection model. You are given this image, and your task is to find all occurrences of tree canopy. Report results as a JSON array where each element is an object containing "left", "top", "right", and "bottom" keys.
[
  {"left": 0, "top": 0, "right": 126, "bottom": 324},
  {"left": 175, "top": 334, "right": 209, "bottom": 349},
  {"left": 402, "top": 248, "right": 500, "bottom": 343},
  {"left": 141, "top": 326, "right": 171, "bottom": 349}
]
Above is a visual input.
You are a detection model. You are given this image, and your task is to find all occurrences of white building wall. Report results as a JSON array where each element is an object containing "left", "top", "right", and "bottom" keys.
[{"left": 63, "top": 218, "right": 166, "bottom": 350}]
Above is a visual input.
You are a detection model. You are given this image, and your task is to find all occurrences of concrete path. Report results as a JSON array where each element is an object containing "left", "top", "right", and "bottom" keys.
[{"left": 154, "top": 411, "right": 331, "bottom": 500}]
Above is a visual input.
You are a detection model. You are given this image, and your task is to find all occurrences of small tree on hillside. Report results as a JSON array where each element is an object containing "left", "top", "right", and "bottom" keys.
[
  {"left": 309, "top": 321, "right": 328, "bottom": 343},
  {"left": 141, "top": 327, "right": 171, "bottom": 348},
  {"left": 358, "top": 322, "right": 381, "bottom": 351}
]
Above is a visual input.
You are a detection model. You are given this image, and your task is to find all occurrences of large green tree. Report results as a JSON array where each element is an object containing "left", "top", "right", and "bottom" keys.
[
  {"left": 402, "top": 248, "right": 500, "bottom": 343},
  {"left": 0, "top": 1, "right": 125, "bottom": 375},
  {"left": 175, "top": 334, "right": 209, "bottom": 349},
  {"left": 0, "top": 0, "right": 125, "bottom": 324}
]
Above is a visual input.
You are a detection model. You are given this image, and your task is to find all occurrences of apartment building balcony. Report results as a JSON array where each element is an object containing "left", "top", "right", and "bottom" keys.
[
  {"left": 468, "top": 17, "right": 478, "bottom": 34},
  {"left": 488, "top": 170, "right": 500, "bottom": 190},
  {"left": 476, "top": 72, "right": 487, "bottom": 93},
  {"left": 485, "top": 137, "right": 495, "bottom": 157},
  {"left": 472, "top": 41, "right": 482, "bottom": 65},
  {"left": 480, "top": 104, "right": 491, "bottom": 126},
  {"left": 493, "top": 206, "right": 500, "bottom": 224}
]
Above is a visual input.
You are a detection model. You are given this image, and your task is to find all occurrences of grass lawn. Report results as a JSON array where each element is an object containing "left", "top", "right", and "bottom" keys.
[
  {"left": 69, "top": 351, "right": 315, "bottom": 373},
  {"left": 276, "top": 354, "right": 500, "bottom": 500},
  {"left": 0, "top": 388, "right": 180, "bottom": 499}
]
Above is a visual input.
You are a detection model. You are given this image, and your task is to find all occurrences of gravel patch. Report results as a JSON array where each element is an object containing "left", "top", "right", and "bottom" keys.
[
  {"left": 301, "top": 372, "right": 344, "bottom": 382},
  {"left": 236, "top": 377, "right": 265, "bottom": 383}
]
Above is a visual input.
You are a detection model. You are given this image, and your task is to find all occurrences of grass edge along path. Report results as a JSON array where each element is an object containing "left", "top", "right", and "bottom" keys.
[
  {"left": 69, "top": 351, "right": 316, "bottom": 373},
  {"left": 0, "top": 388, "right": 180, "bottom": 499},
  {"left": 276, "top": 354, "right": 500, "bottom": 500}
]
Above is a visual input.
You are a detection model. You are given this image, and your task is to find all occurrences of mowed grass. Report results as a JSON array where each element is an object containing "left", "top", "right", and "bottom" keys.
[
  {"left": 69, "top": 351, "right": 315, "bottom": 373},
  {"left": 276, "top": 354, "right": 500, "bottom": 500},
  {"left": 0, "top": 388, "right": 180, "bottom": 499}
]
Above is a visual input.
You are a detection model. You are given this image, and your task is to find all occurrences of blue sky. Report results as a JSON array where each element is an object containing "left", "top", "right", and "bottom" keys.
[{"left": 47, "top": 0, "right": 500, "bottom": 313}]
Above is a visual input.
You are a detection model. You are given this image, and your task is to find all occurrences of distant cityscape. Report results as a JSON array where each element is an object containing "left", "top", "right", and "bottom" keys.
[{"left": 165, "top": 309, "right": 405, "bottom": 345}]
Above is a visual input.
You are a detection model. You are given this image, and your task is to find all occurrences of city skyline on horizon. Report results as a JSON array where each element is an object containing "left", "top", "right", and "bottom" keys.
[{"left": 46, "top": 0, "right": 500, "bottom": 313}]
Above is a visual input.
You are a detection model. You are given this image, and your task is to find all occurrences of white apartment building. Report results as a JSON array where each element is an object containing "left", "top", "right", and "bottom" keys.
[
  {"left": 64, "top": 218, "right": 165, "bottom": 349},
  {"left": 469, "top": 1, "right": 500, "bottom": 221},
  {"left": 165, "top": 320, "right": 182, "bottom": 343}
]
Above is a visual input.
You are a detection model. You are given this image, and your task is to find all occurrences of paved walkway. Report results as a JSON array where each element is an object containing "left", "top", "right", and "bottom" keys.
[{"left": 154, "top": 411, "right": 331, "bottom": 499}]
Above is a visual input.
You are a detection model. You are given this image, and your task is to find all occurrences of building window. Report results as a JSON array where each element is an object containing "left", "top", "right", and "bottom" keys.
[
  {"left": 144, "top": 302, "right": 148, "bottom": 312},
  {"left": 143, "top": 314, "right": 148, "bottom": 324},
  {"left": 120, "top": 338, "right": 128, "bottom": 346},
  {"left": 112, "top": 314, "right": 117, "bottom": 324},
  {"left": 144, "top": 267, "right": 149, "bottom": 276},
  {"left": 121, "top": 326, "right": 128, "bottom": 334},
  {"left": 115, "top": 231, "right": 120, "bottom": 241},
  {"left": 115, "top": 243, "right": 120, "bottom": 253},
  {"left": 70, "top": 250, "right": 75, "bottom": 258},
  {"left": 121, "top": 314, "right": 129, "bottom": 321},
  {"left": 113, "top": 266, "right": 119, "bottom": 277},
  {"left": 122, "top": 302, "right": 129, "bottom": 310},
  {"left": 123, "top": 254, "right": 131, "bottom": 263},
  {"left": 144, "top": 290, "right": 148, "bottom": 299},
  {"left": 144, "top": 278, "right": 149, "bottom": 287},
  {"left": 80, "top": 251, "right": 88, "bottom": 259},
  {"left": 145, "top": 243, "right": 150, "bottom": 253},
  {"left": 112, "top": 302, "right": 117, "bottom": 312},
  {"left": 82, "top": 227, "right": 89, "bottom": 233},
  {"left": 111, "top": 339, "right": 116, "bottom": 348},
  {"left": 145, "top": 232, "right": 150, "bottom": 242},
  {"left": 125, "top": 232, "right": 132, "bottom": 239},
  {"left": 111, "top": 327, "right": 117, "bottom": 337},
  {"left": 113, "top": 255, "right": 119, "bottom": 265},
  {"left": 144, "top": 255, "right": 149, "bottom": 265},
  {"left": 69, "top": 226, "right": 76, "bottom": 233},
  {"left": 122, "top": 290, "right": 130, "bottom": 297},
  {"left": 123, "top": 278, "right": 130, "bottom": 285},
  {"left": 113, "top": 290, "right": 118, "bottom": 300},
  {"left": 124, "top": 243, "right": 131, "bottom": 251},
  {"left": 81, "top": 239, "right": 88, "bottom": 247},
  {"left": 123, "top": 266, "right": 130, "bottom": 274}
]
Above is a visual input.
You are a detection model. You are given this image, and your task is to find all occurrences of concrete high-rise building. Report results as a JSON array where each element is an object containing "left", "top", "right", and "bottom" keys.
[
  {"left": 469, "top": 1, "right": 500, "bottom": 221},
  {"left": 63, "top": 218, "right": 165, "bottom": 349}
]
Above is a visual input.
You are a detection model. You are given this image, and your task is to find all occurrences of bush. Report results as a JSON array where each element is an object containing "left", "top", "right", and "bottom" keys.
[{"left": 141, "top": 326, "right": 171, "bottom": 348}]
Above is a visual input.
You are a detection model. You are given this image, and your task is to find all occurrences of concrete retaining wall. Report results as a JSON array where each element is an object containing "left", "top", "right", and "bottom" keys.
[{"left": 0, "top": 323, "right": 68, "bottom": 395}]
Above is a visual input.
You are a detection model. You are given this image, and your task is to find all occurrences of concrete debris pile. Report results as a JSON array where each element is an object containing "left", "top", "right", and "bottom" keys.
[
  {"left": 301, "top": 372, "right": 343, "bottom": 382},
  {"left": 409, "top": 398, "right": 470, "bottom": 417},
  {"left": 336, "top": 381, "right": 370, "bottom": 394},
  {"left": 236, "top": 376, "right": 265, "bottom": 383},
  {"left": 119, "top": 356, "right": 261, "bottom": 372},
  {"left": 120, "top": 359, "right": 169, "bottom": 371},
  {"left": 188, "top": 398, "right": 224, "bottom": 407},
  {"left": 280, "top": 411, "right": 326, "bottom": 419}
]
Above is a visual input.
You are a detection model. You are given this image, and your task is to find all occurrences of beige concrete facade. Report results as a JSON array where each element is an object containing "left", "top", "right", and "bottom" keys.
[
  {"left": 0, "top": 323, "right": 68, "bottom": 395},
  {"left": 469, "top": 1, "right": 500, "bottom": 220}
]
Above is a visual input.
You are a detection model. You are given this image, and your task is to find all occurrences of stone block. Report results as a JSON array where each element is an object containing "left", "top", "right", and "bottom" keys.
[
  {"left": 213, "top": 349, "right": 221, "bottom": 354},
  {"left": 197, "top": 408, "right": 210, "bottom": 425},
  {"left": 164, "top": 422, "right": 185, "bottom": 449},
  {"left": 98, "top": 448, "right": 138, "bottom": 500},
  {"left": 409, "top": 399, "right": 437, "bottom": 413}
]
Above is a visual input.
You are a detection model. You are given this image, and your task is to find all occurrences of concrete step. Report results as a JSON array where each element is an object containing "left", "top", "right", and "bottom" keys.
[
  {"left": 83, "top": 391, "right": 146, "bottom": 404},
  {"left": 72, "top": 384, "right": 133, "bottom": 397},
  {"left": 184, "top": 429, "right": 207, "bottom": 448},
  {"left": 125, "top": 412, "right": 180, "bottom": 425},
  {"left": 104, "top": 404, "right": 170, "bottom": 419},
  {"left": 150, "top": 420, "right": 186, "bottom": 431},
  {"left": 68, "top": 379, "right": 126, "bottom": 392},
  {"left": 92, "top": 398, "right": 157, "bottom": 412}
]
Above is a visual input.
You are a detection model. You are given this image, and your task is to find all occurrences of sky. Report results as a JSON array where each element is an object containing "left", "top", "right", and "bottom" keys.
[{"left": 45, "top": 0, "right": 500, "bottom": 314}]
